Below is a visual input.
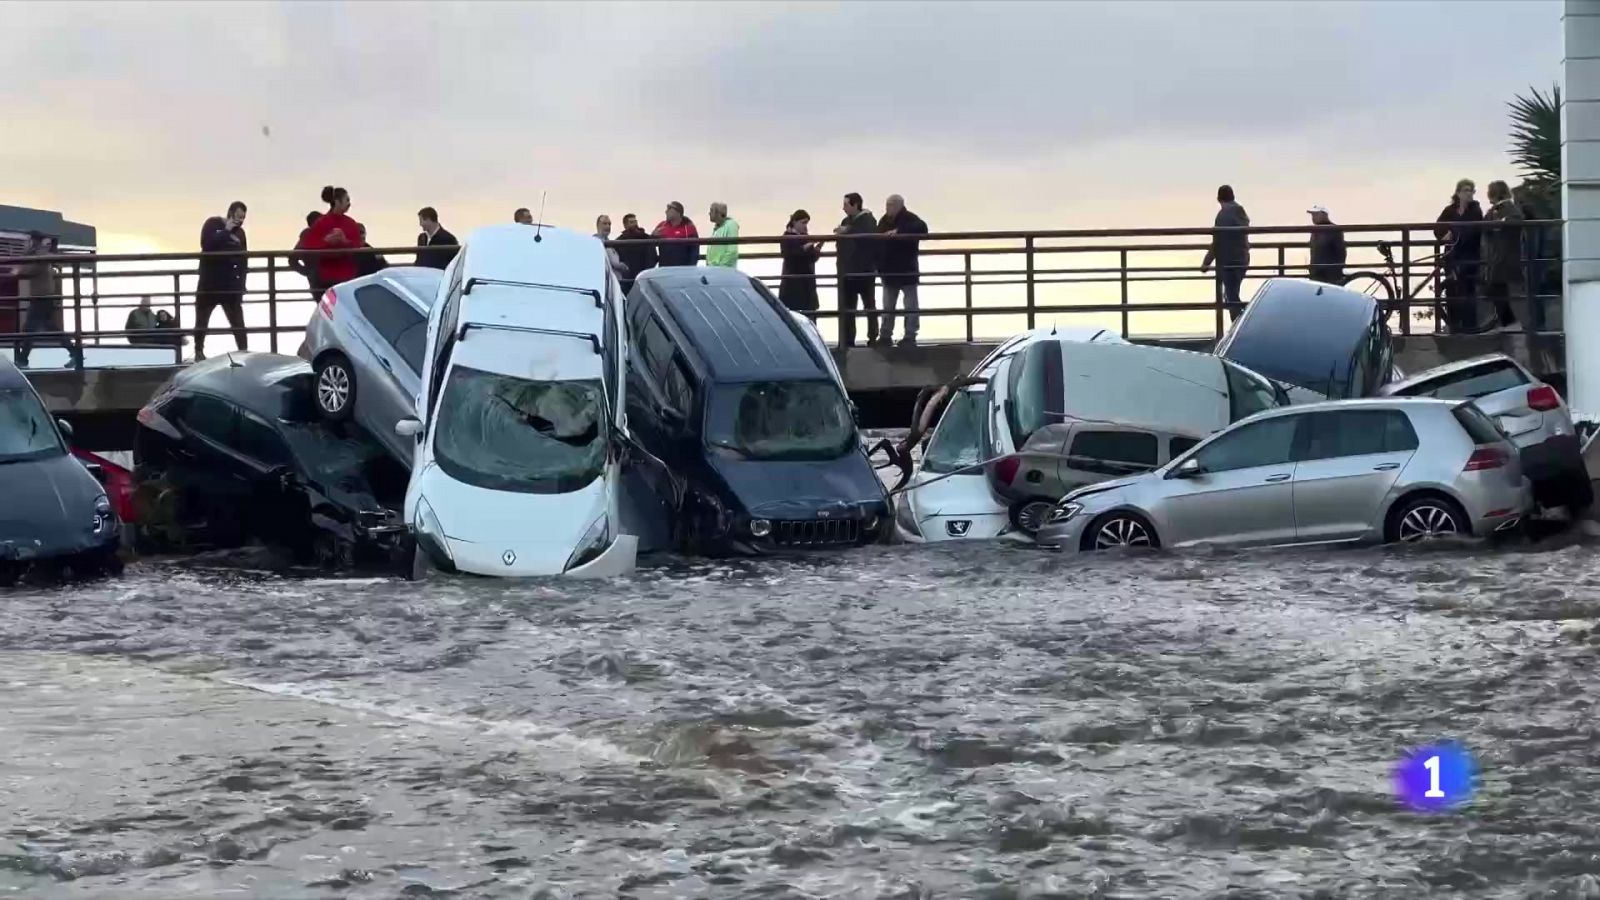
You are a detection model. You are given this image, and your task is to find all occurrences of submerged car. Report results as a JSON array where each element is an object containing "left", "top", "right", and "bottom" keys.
[
  {"left": 300, "top": 266, "right": 441, "bottom": 466},
  {"left": 133, "top": 353, "right": 409, "bottom": 567},
  {"left": 1379, "top": 353, "right": 1591, "bottom": 512},
  {"left": 893, "top": 326, "right": 1130, "bottom": 543},
  {"left": 624, "top": 266, "right": 888, "bottom": 553},
  {"left": 1037, "top": 398, "right": 1531, "bottom": 553},
  {"left": 983, "top": 339, "right": 1288, "bottom": 533},
  {"left": 1214, "top": 277, "right": 1394, "bottom": 402},
  {"left": 398, "top": 224, "right": 638, "bottom": 579},
  {"left": 0, "top": 359, "right": 121, "bottom": 581}
]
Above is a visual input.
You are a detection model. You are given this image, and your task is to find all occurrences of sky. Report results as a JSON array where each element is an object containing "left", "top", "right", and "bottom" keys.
[{"left": 1, "top": 0, "right": 1564, "bottom": 256}]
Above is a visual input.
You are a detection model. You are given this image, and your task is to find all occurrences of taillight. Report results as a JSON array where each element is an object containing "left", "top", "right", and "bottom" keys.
[
  {"left": 319, "top": 288, "right": 338, "bottom": 319},
  {"left": 1527, "top": 384, "right": 1560, "bottom": 412},
  {"left": 994, "top": 455, "right": 1021, "bottom": 485},
  {"left": 1464, "top": 447, "right": 1508, "bottom": 471}
]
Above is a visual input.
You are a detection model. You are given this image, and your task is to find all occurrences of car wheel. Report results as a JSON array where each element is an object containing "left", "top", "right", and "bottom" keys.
[
  {"left": 1387, "top": 495, "right": 1467, "bottom": 543},
  {"left": 1081, "top": 511, "right": 1160, "bottom": 552},
  {"left": 313, "top": 353, "right": 357, "bottom": 423},
  {"left": 1009, "top": 498, "right": 1057, "bottom": 536}
]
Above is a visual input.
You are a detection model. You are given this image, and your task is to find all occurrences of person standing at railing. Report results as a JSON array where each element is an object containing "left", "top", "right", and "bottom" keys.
[
  {"left": 1201, "top": 185, "right": 1251, "bottom": 320},
  {"left": 613, "top": 213, "right": 657, "bottom": 294},
  {"left": 706, "top": 203, "right": 740, "bottom": 269},
  {"left": 301, "top": 186, "right": 363, "bottom": 289},
  {"left": 14, "top": 233, "right": 80, "bottom": 369},
  {"left": 195, "top": 201, "right": 250, "bottom": 360},
  {"left": 834, "top": 192, "right": 880, "bottom": 349},
  {"left": 1306, "top": 206, "right": 1346, "bottom": 285},
  {"left": 291, "top": 211, "right": 324, "bottom": 300},
  {"left": 779, "top": 209, "right": 821, "bottom": 318},
  {"left": 1482, "top": 180, "right": 1525, "bottom": 333},
  {"left": 1433, "top": 178, "right": 1483, "bottom": 334},
  {"left": 414, "top": 207, "right": 459, "bottom": 270},
  {"left": 653, "top": 202, "right": 700, "bottom": 267},
  {"left": 877, "top": 193, "right": 927, "bottom": 348}
]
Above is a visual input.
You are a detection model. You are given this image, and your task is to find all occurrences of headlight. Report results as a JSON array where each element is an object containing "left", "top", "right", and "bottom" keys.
[
  {"left": 415, "top": 497, "right": 453, "bottom": 564},
  {"left": 1047, "top": 502, "right": 1083, "bottom": 525},
  {"left": 565, "top": 515, "right": 611, "bottom": 571},
  {"left": 92, "top": 494, "right": 113, "bottom": 532},
  {"left": 748, "top": 518, "right": 772, "bottom": 538},
  {"left": 894, "top": 495, "right": 921, "bottom": 537}
]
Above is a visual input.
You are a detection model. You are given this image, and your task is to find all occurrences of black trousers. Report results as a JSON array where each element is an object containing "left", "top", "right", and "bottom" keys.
[
  {"left": 1442, "top": 264, "right": 1479, "bottom": 333},
  {"left": 1219, "top": 266, "right": 1247, "bottom": 321},
  {"left": 196, "top": 290, "right": 247, "bottom": 354},
  {"left": 1484, "top": 280, "right": 1517, "bottom": 327},
  {"left": 837, "top": 276, "right": 877, "bottom": 347},
  {"left": 15, "top": 298, "right": 74, "bottom": 364}
]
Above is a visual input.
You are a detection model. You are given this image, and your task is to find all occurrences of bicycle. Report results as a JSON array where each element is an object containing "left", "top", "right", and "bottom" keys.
[{"left": 1339, "top": 240, "right": 1450, "bottom": 333}]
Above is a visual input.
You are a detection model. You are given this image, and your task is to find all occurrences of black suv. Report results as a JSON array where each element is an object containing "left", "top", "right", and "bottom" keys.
[{"left": 624, "top": 267, "right": 888, "bottom": 554}]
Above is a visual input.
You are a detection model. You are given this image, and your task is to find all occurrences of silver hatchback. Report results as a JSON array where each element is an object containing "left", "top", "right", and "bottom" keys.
[
  {"left": 1037, "top": 398, "right": 1531, "bottom": 553},
  {"left": 299, "top": 267, "right": 441, "bottom": 467}
]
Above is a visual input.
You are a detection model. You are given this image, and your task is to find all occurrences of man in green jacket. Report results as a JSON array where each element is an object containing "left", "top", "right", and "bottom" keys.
[{"left": 707, "top": 202, "right": 739, "bottom": 268}]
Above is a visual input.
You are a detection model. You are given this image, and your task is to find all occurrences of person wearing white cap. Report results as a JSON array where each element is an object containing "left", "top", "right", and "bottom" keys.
[{"left": 1307, "top": 205, "right": 1346, "bottom": 285}]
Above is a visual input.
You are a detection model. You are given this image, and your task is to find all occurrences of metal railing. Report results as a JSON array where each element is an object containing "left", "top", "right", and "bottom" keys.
[{"left": 0, "top": 220, "right": 1562, "bottom": 371}]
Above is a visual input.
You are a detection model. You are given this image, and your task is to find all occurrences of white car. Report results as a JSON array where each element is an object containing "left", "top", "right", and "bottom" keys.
[
  {"left": 895, "top": 326, "right": 1127, "bottom": 542},
  {"left": 396, "top": 224, "right": 638, "bottom": 579}
]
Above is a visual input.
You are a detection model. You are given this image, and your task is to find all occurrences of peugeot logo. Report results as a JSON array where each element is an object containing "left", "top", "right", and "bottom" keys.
[
  {"left": 946, "top": 520, "right": 972, "bottom": 537},
  {"left": 502, "top": 550, "right": 516, "bottom": 566}
]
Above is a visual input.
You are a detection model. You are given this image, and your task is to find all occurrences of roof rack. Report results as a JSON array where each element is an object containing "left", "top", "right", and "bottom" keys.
[
  {"left": 457, "top": 321, "right": 601, "bottom": 355},
  {"left": 463, "top": 277, "right": 603, "bottom": 310}
]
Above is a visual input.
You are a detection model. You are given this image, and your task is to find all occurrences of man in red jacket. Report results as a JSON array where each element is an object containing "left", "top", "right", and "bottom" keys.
[{"left": 652, "top": 201, "right": 700, "bottom": 267}]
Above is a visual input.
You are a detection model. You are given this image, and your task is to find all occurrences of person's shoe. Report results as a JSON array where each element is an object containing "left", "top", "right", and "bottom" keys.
[
  {"left": 871, "top": 336, "right": 891, "bottom": 348},
  {"left": 1497, "top": 323, "right": 1523, "bottom": 334},
  {"left": 898, "top": 336, "right": 919, "bottom": 348},
  {"left": 13, "top": 356, "right": 28, "bottom": 369}
]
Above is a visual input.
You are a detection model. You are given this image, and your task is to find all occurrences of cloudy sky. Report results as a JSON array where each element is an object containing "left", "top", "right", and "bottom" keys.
[{"left": 2, "top": 0, "right": 1563, "bottom": 255}]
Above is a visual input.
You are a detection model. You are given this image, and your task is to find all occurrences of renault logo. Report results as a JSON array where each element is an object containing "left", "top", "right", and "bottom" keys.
[
  {"left": 946, "top": 520, "right": 971, "bottom": 537},
  {"left": 502, "top": 550, "right": 516, "bottom": 566}
]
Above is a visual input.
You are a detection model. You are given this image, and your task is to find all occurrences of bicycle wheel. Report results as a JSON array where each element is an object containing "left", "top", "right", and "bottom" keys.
[{"left": 1341, "top": 271, "right": 1395, "bottom": 303}]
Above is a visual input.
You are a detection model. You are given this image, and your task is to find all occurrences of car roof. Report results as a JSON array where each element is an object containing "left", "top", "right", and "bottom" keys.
[
  {"left": 0, "top": 356, "right": 30, "bottom": 390},
  {"left": 170, "top": 352, "right": 313, "bottom": 419},
  {"left": 1379, "top": 353, "right": 1527, "bottom": 395},
  {"left": 454, "top": 224, "right": 608, "bottom": 340},
  {"left": 1213, "top": 277, "right": 1381, "bottom": 391},
  {"left": 1246, "top": 396, "right": 1460, "bottom": 419},
  {"left": 642, "top": 267, "right": 825, "bottom": 382}
]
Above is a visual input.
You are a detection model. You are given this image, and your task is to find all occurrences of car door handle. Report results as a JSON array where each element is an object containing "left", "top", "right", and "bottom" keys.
[
  {"left": 1373, "top": 463, "right": 1400, "bottom": 471},
  {"left": 1264, "top": 473, "right": 1291, "bottom": 483},
  {"left": 379, "top": 356, "right": 393, "bottom": 371}
]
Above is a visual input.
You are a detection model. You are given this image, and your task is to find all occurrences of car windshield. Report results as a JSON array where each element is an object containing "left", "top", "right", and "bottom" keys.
[
  {"left": 1224, "top": 362, "right": 1283, "bottom": 421},
  {"left": 923, "top": 389, "right": 985, "bottom": 475},
  {"left": 0, "top": 388, "right": 65, "bottom": 465},
  {"left": 434, "top": 365, "right": 605, "bottom": 494},
  {"left": 707, "top": 380, "right": 856, "bottom": 461}
]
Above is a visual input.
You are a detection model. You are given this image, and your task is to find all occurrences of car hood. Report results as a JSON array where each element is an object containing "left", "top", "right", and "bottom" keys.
[
  {"left": 0, "top": 454, "right": 105, "bottom": 555},
  {"left": 1063, "top": 473, "right": 1148, "bottom": 504},
  {"left": 415, "top": 466, "right": 607, "bottom": 576},
  {"left": 710, "top": 452, "right": 887, "bottom": 519}
]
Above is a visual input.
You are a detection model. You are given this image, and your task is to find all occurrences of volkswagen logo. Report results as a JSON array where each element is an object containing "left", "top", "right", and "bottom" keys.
[
  {"left": 945, "top": 520, "right": 972, "bottom": 537},
  {"left": 501, "top": 550, "right": 516, "bottom": 567}
]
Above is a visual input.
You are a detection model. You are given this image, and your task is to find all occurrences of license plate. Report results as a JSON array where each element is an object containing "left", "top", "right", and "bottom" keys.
[{"left": 1496, "top": 413, "right": 1541, "bottom": 437}]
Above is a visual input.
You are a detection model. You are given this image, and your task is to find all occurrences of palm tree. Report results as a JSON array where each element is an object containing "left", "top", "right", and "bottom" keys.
[{"left": 1508, "top": 84, "right": 1561, "bottom": 216}]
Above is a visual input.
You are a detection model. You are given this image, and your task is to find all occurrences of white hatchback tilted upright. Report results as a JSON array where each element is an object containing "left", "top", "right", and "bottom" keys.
[{"left": 396, "top": 224, "right": 637, "bottom": 578}]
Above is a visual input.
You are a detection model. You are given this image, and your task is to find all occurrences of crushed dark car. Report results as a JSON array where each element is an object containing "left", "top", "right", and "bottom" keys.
[
  {"left": 133, "top": 353, "right": 410, "bottom": 569},
  {"left": 0, "top": 358, "right": 122, "bottom": 584},
  {"left": 1214, "top": 277, "right": 1396, "bottom": 401},
  {"left": 623, "top": 267, "right": 890, "bottom": 554}
]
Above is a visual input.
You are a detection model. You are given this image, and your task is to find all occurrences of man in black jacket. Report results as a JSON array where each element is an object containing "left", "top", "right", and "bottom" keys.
[
  {"left": 877, "top": 193, "right": 928, "bottom": 347},
  {"left": 833, "top": 192, "right": 879, "bottom": 349},
  {"left": 613, "top": 213, "right": 657, "bottom": 294},
  {"left": 196, "top": 201, "right": 249, "bottom": 360},
  {"left": 1200, "top": 185, "right": 1251, "bottom": 320},
  {"left": 1306, "top": 205, "right": 1346, "bottom": 285},
  {"left": 415, "top": 207, "right": 459, "bottom": 270}
]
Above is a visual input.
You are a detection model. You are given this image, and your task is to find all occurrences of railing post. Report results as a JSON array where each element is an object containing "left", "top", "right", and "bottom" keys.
[
  {"left": 1277, "top": 245, "right": 1286, "bottom": 278},
  {"left": 267, "top": 253, "right": 278, "bottom": 353},
  {"left": 1529, "top": 222, "right": 1545, "bottom": 333},
  {"left": 964, "top": 251, "right": 974, "bottom": 343},
  {"left": 1214, "top": 266, "right": 1224, "bottom": 341},
  {"left": 1119, "top": 249, "right": 1130, "bottom": 338},
  {"left": 1025, "top": 236, "right": 1036, "bottom": 330},
  {"left": 70, "top": 261, "right": 83, "bottom": 369},
  {"left": 1400, "top": 229, "right": 1413, "bottom": 336}
]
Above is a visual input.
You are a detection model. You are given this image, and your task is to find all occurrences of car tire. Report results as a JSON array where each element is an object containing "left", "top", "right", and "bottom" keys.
[
  {"left": 1385, "top": 494, "right": 1469, "bottom": 544},
  {"left": 1080, "top": 511, "right": 1160, "bottom": 552},
  {"left": 401, "top": 542, "right": 430, "bottom": 582},
  {"left": 313, "top": 353, "right": 357, "bottom": 423},
  {"left": 1009, "top": 498, "right": 1057, "bottom": 536}
]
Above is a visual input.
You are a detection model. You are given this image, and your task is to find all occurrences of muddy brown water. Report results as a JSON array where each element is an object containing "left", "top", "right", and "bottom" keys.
[{"left": 5, "top": 530, "right": 1600, "bottom": 898}]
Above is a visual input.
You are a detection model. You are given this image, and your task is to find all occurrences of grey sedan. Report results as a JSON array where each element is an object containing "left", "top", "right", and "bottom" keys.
[
  {"left": 299, "top": 267, "right": 441, "bottom": 467},
  {"left": 1037, "top": 398, "right": 1531, "bottom": 553}
]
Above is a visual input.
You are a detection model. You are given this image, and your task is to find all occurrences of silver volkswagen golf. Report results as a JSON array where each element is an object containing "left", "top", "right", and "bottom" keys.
[
  {"left": 1036, "top": 398, "right": 1532, "bottom": 553},
  {"left": 299, "top": 267, "right": 441, "bottom": 467}
]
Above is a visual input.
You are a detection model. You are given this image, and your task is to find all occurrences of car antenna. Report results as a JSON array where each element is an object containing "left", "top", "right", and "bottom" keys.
[
  {"left": 533, "top": 191, "right": 548, "bottom": 244},
  {"left": 227, "top": 352, "right": 242, "bottom": 367}
]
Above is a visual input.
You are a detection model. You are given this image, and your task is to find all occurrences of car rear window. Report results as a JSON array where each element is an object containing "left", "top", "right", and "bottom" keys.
[
  {"left": 1067, "top": 429, "right": 1159, "bottom": 476},
  {"left": 1393, "top": 360, "right": 1529, "bottom": 401},
  {"left": 1453, "top": 403, "right": 1506, "bottom": 445}
]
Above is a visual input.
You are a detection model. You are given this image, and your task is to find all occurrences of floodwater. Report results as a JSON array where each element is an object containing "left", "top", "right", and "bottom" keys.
[{"left": 8, "top": 532, "right": 1600, "bottom": 899}]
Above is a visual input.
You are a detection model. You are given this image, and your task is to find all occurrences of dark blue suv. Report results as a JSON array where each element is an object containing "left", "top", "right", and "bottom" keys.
[{"left": 623, "top": 267, "right": 888, "bottom": 554}]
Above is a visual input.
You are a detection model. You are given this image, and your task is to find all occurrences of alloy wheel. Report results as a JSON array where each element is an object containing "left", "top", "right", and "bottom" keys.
[
  {"left": 1094, "top": 516, "right": 1152, "bottom": 550},
  {"left": 1016, "top": 501, "right": 1054, "bottom": 535},
  {"left": 318, "top": 365, "right": 350, "bottom": 413},
  {"left": 1398, "top": 504, "right": 1461, "bottom": 542}
]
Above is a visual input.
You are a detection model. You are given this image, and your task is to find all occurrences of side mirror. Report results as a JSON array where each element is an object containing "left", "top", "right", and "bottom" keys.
[
  {"left": 56, "top": 419, "right": 74, "bottom": 440},
  {"left": 395, "top": 417, "right": 423, "bottom": 438},
  {"left": 1171, "top": 457, "right": 1205, "bottom": 479}
]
